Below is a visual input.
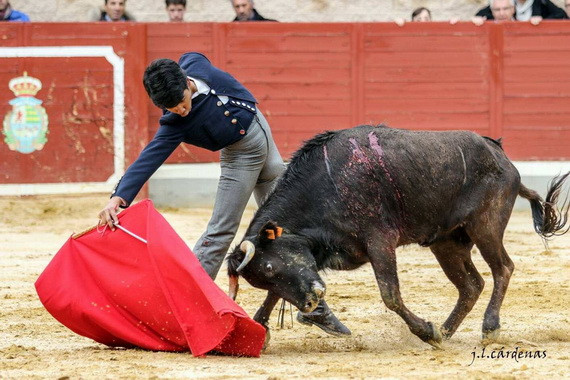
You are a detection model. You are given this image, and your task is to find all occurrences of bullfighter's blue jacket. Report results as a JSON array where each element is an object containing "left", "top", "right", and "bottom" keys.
[{"left": 112, "top": 52, "right": 257, "bottom": 204}]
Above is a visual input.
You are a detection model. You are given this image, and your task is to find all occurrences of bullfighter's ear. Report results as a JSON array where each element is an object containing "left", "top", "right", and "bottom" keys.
[{"left": 259, "top": 221, "right": 284, "bottom": 242}]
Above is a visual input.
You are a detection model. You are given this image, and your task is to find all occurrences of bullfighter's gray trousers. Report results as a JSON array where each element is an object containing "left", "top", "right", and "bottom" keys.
[{"left": 194, "top": 110, "right": 285, "bottom": 279}]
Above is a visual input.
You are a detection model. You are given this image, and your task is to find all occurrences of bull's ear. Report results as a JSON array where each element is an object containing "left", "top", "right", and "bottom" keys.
[{"left": 259, "top": 221, "right": 284, "bottom": 243}]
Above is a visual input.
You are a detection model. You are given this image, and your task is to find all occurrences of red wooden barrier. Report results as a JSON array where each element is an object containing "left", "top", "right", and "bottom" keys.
[
  {"left": 1, "top": 22, "right": 569, "bottom": 189},
  {"left": 0, "top": 23, "right": 148, "bottom": 188},
  {"left": 146, "top": 21, "right": 570, "bottom": 163}
]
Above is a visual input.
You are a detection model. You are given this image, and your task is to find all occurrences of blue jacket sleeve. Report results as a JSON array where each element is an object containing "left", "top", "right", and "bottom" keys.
[{"left": 112, "top": 123, "right": 184, "bottom": 205}]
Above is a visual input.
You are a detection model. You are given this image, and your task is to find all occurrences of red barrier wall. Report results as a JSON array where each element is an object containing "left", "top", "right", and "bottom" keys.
[
  {"left": 1, "top": 22, "right": 569, "bottom": 187},
  {"left": 0, "top": 23, "right": 148, "bottom": 186},
  {"left": 146, "top": 21, "right": 570, "bottom": 163}
]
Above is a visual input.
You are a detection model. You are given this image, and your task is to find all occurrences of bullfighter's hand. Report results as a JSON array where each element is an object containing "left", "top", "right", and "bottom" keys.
[{"left": 98, "top": 196, "right": 126, "bottom": 231}]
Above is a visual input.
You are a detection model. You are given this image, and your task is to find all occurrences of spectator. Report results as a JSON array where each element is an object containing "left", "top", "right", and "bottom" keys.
[
  {"left": 473, "top": 0, "right": 515, "bottom": 24},
  {"left": 394, "top": 7, "right": 459, "bottom": 26},
  {"left": 166, "top": 0, "right": 186, "bottom": 22},
  {"left": 88, "top": 0, "right": 135, "bottom": 22},
  {"left": 231, "top": 0, "right": 275, "bottom": 22},
  {"left": 412, "top": 7, "right": 432, "bottom": 22},
  {"left": 473, "top": 0, "right": 567, "bottom": 25},
  {"left": 0, "top": 0, "right": 29, "bottom": 21}
]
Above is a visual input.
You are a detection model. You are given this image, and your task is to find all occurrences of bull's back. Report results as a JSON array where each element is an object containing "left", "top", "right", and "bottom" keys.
[{"left": 325, "top": 126, "right": 520, "bottom": 236}]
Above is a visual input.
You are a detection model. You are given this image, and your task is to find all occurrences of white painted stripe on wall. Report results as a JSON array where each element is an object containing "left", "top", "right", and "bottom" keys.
[
  {"left": 0, "top": 160, "right": 568, "bottom": 196},
  {"left": 150, "top": 161, "right": 570, "bottom": 180},
  {"left": 514, "top": 161, "right": 570, "bottom": 176},
  {"left": 0, "top": 46, "right": 125, "bottom": 196}
]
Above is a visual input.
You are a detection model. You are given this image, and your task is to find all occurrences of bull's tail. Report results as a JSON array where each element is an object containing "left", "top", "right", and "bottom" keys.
[{"left": 519, "top": 172, "right": 570, "bottom": 238}]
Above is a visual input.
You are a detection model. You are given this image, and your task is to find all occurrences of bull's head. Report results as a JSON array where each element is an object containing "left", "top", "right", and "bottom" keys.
[{"left": 227, "top": 221, "right": 326, "bottom": 313}]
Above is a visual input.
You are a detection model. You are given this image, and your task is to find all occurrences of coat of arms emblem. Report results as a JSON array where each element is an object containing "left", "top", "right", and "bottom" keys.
[{"left": 3, "top": 72, "right": 49, "bottom": 154}]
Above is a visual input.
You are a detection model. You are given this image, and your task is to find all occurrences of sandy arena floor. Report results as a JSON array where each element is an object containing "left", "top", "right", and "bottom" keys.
[{"left": 0, "top": 194, "right": 568, "bottom": 379}]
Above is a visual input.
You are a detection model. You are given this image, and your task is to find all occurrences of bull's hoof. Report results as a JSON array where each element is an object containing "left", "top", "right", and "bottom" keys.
[
  {"left": 427, "top": 339, "right": 443, "bottom": 350},
  {"left": 426, "top": 322, "right": 443, "bottom": 349},
  {"left": 440, "top": 326, "right": 453, "bottom": 340},
  {"left": 262, "top": 326, "right": 271, "bottom": 350},
  {"left": 482, "top": 328, "right": 500, "bottom": 342}
]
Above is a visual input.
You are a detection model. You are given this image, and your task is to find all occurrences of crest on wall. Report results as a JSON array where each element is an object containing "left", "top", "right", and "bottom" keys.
[{"left": 3, "top": 72, "right": 49, "bottom": 154}]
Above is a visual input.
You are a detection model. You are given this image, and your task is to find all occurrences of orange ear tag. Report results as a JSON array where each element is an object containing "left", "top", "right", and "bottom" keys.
[
  {"left": 275, "top": 227, "right": 283, "bottom": 237},
  {"left": 266, "top": 229, "right": 276, "bottom": 240}
]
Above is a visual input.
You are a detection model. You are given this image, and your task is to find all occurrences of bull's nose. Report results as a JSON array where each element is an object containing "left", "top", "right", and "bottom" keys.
[{"left": 312, "top": 281, "right": 326, "bottom": 299}]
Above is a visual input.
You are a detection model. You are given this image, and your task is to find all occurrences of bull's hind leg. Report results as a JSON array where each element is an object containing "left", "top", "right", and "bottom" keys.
[
  {"left": 468, "top": 219, "right": 515, "bottom": 340},
  {"left": 368, "top": 239, "right": 443, "bottom": 348},
  {"left": 478, "top": 241, "right": 514, "bottom": 340},
  {"left": 430, "top": 230, "right": 485, "bottom": 339}
]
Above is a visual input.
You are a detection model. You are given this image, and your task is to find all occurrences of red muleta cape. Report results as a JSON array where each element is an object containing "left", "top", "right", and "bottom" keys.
[{"left": 35, "top": 199, "right": 265, "bottom": 357}]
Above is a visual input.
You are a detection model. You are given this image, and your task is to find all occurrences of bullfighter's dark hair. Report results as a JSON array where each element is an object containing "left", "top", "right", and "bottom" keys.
[{"left": 143, "top": 58, "right": 188, "bottom": 109}]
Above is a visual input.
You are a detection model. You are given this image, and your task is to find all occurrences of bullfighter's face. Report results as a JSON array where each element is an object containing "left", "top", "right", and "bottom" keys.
[
  {"left": 165, "top": 77, "right": 195, "bottom": 117},
  {"left": 228, "top": 223, "right": 326, "bottom": 313}
]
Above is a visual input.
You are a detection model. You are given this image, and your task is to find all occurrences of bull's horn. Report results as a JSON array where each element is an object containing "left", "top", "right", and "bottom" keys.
[
  {"left": 228, "top": 275, "right": 239, "bottom": 301},
  {"left": 236, "top": 240, "right": 256, "bottom": 273}
]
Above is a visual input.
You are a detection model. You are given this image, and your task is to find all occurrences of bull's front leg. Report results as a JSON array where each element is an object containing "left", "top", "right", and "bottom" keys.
[
  {"left": 368, "top": 240, "right": 443, "bottom": 348},
  {"left": 253, "top": 291, "right": 280, "bottom": 349}
]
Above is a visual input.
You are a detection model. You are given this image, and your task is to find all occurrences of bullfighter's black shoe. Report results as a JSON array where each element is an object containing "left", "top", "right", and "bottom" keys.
[{"left": 297, "top": 299, "right": 351, "bottom": 336}]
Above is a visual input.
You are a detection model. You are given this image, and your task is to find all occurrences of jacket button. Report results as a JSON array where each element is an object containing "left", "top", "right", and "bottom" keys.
[
  {"left": 211, "top": 89, "right": 216, "bottom": 95},
  {"left": 231, "top": 118, "right": 237, "bottom": 124},
  {"left": 224, "top": 110, "right": 230, "bottom": 116},
  {"left": 240, "top": 129, "right": 245, "bottom": 135},
  {"left": 217, "top": 101, "right": 222, "bottom": 107}
]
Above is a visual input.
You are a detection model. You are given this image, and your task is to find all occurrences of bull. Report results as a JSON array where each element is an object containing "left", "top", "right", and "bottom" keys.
[{"left": 227, "top": 125, "right": 569, "bottom": 348}]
